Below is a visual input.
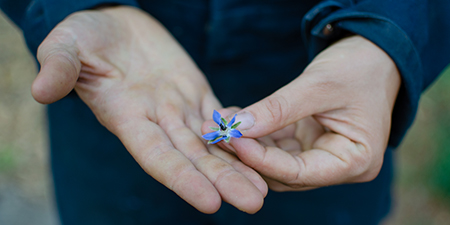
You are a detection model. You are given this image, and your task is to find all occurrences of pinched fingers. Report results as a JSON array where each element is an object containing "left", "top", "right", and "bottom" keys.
[
  {"left": 157, "top": 108, "right": 264, "bottom": 214},
  {"left": 229, "top": 132, "right": 380, "bottom": 190},
  {"left": 187, "top": 107, "right": 268, "bottom": 197},
  {"left": 201, "top": 107, "right": 242, "bottom": 152}
]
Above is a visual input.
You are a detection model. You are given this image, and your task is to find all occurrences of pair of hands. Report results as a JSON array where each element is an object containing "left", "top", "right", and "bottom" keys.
[{"left": 33, "top": 6, "right": 400, "bottom": 214}]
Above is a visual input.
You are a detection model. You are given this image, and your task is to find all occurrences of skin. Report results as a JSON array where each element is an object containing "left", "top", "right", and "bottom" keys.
[
  {"left": 32, "top": 4, "right": 400, "bottom": 213},
  {"left": 32, "top": 6, "right": 268, "bottom": 214},
  {"left": 202, "top": 35, "right": 401, "bottom": 191}
]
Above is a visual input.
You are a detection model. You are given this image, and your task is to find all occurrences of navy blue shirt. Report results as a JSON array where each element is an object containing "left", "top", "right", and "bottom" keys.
[
  {"left": 2, "top": 0, "right": 450, "bottom": 146},
  {"left": 1, "top": 1, "right": 450, "bottom": 224}
]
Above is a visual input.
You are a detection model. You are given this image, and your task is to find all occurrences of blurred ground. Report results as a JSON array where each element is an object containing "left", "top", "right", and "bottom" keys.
[
  {"left": 383, "top": 65, "right": 450, "bottom": 224},
  {"left": 0, "top": 9, "right": 450, "bottom": 225},
  {"left": 0, "top": 12, "right": 58, "bottom": 225}
]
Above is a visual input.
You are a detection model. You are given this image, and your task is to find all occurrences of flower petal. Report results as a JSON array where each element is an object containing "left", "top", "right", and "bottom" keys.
[
  {"left": 209, "top": 137, "right": 225, "bottom": 144},
  {"left": 213, "top": 110, "right": 221, "bottom": 125},
  {"left": 202, "top": 131, "right": 221, "bottom": 140},
  {"left": 228, "top": 114, "right": 237, "bottom": 128},
  {"left": 229, "top": 129, "right": 242, "bottom": 138}
]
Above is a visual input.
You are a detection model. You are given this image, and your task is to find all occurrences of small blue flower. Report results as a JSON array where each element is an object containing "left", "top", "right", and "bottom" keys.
[{"left": 202, "top": 110, "right": 243, "bottom": 144}]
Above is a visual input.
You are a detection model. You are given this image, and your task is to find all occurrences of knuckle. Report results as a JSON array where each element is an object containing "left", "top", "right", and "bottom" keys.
[
  {"left": 103, "top": 113, "right": 132, "bottom": 134},
  {"left": 148, "top": 150, "right": 187, "bottom": 189},
  {"left": 360, "top": 167, "right": 382, "bottom": 182},
  {"left": 359, "top": 156, "right": 383, "bottom": 182},
  {"left": 36, "top": 42, "right": 54, "bottom": 64},
  {"left": 38, "top": 44, "right": 80, "bottom": 74},
  {"left": 37, "top": 27, "right": 79, "bottom": 65},
  {"left": 352, "top": 152, "right": 371, "bottom": 174},
  {"left": 263, "top": 95, "right": 289, "bottom": 126},
  {"left": 349, "top": 144, "right": 383, "bottom": 182}
]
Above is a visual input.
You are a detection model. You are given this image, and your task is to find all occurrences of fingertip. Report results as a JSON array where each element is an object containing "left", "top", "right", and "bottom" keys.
[
  {"left": 197, "top": 197, "right": 222, "bottom": 214},
  {"left": 201, "top": 119, "right": 217, "bottom": 134},
  {"left": 32, "top": 54, "right": 80, "bottom": 104},
  {"left": 201, "top": 107, "right": 241, "bottom": 135},
  {"left": 188, "top": 193, "right": 222, "bottom": 215},
  {"left": 230, "top": 137, "right": 266, "bottom": 167},
  {"left": 31, "top": 73, "right": 59, "bottom": 104},
  {"left": 170, "top": 169, "right": 222, "bottom": 214},
  {"left": 31, "top": 80, "right": 51, "bottom": 104},
  {"left": 233, "top": 111, "right": 255, "bottom": 131},
  {"left": 218, "top": 173, "right": 265, "bottom": 214},
  {"left": 236, "top": 93, "right": 305, "bottom": 138},
  {"left": 239, "top": 194, "right": 264, "bottom": 215}
]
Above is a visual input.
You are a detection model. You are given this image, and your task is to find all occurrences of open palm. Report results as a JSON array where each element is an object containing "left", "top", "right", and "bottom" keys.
[{"left": 32, "top": 6, "right": 267, "bottom": 214}]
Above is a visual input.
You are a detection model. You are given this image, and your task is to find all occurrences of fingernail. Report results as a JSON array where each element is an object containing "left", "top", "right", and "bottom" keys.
[{"left": 234, "top": 111, "right": 255, "bottom": 130}]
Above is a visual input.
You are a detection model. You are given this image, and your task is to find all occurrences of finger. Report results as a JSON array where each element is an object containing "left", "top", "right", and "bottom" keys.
[
  {"left": 187, "top": 110, "right": 267, "bottom": 196},
  {"left": 197, "top": 108, "right": 268, "bottom": 197},
  {"left": 275, "top": 138, "right": 301, "bottom": 153},
  {"left": 112, "top": 117, "right": 221, "bottom": 214},
  {"left": 263, "top": 176, "right": 316, "bottom": 192},
  {"left": 208, "top": 145, "right": 268, "bottom": 197},
  {"left": 186, "top": 111, "right": 207, "bottom": 138},
  {"left": 159, "top": 109, "right": 264, "bottom": 213},
  {"left": 311, "top": 133, "right": 380, "bottom": 183},
  {"left": 294, "top": 116, "right": 326, "bottom": 150},
  {"left": 231, "top": 132, "right": 375, "bottom": 188},
  {"left": 33, "top": 38, "right": 81, "bottom": 104},
  {"left": 257, "top": 136, "right": 277, "bottom": 147},
  {"left": 268, "top": 124, "right": 296, "bottom": 140},
  {"left": 200, "top": 91, "right": 223, "bottom": 120},
  {"left": 232, "top": 71, "right": 345, "bottom": 138}
]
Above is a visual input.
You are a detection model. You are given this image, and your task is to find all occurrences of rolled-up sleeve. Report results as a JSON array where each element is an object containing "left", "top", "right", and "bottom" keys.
[
  {"left": 302, "top": 0, "right": 450, "bottom": 147},
  {"left": 0, "top": 0, "right": 139, "bottom": 56}
]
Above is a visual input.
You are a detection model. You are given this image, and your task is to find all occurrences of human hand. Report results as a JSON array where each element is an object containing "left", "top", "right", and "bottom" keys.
[
  {"left": 203, "top": 35, "right": 400, "bottom": 191},
  {"left": 32, "top": 6, "right": 267, "bottom": 213}
]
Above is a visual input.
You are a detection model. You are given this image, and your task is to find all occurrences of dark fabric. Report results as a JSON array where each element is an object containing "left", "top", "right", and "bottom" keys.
[
  {"left": 0, "top": 0, "right": 139, "bottom": 55},
  {"left": 2, "top": 0, "right": 449, "bottom": 224},
  {"left": 48, "top": 96, "right": 393, "bottom": 225},
  {"left": 302, "top": 0, "right": 450, "bottom": 147}
]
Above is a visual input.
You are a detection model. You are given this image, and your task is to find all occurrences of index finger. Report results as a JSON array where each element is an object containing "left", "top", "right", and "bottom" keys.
[{"left": 230, "top": 133, "right": 378, "bottom": 188}]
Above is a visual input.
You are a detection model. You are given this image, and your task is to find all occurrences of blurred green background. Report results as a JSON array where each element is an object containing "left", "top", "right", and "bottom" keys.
[{"left": 0, "top": 10, "right": 449, "bottom": 225}]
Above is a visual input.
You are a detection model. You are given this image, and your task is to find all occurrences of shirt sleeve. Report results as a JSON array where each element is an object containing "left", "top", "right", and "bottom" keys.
[
  {"left": 302, "top": 0, "right": 450, "bottom": 147},
  {"left": 0, "top": 0, "right": 139, "bottom": 56}
]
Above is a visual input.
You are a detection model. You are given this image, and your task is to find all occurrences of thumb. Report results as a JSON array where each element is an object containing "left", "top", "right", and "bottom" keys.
[
  {"left": 233, "top": 76, "right": 338, "bottom": 138},
  {"left": 32, "top": 39, "right": 81, "bottom": 104}
]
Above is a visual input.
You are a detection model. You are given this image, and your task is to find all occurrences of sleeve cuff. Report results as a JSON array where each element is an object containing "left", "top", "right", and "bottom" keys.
[{"left": 302, "top": 1, "right": 423, "bottom": 147}]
